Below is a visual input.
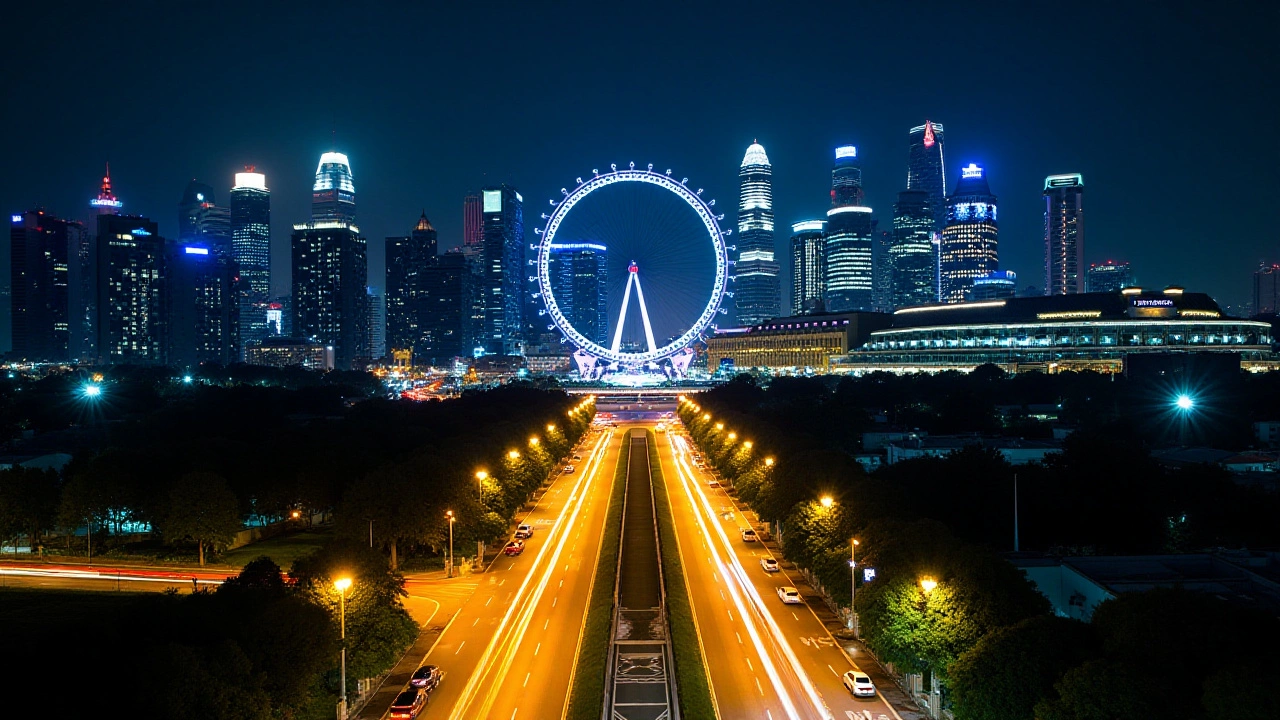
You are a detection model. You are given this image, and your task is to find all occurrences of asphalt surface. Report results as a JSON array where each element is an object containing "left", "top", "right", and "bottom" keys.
[{"left": 657, "top": 426, "right": 902, "bottom": 720}]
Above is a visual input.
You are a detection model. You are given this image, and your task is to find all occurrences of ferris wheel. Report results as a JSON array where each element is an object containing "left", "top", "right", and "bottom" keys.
[{"left": 533, "top": 162, "right": 731, "bottom": 379}]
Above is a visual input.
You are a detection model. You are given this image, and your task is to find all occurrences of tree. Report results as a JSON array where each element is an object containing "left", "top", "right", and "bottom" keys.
[
  {"left": 1034, "top": 659, "right": 1164, "bottom": 720},
  {"left": 163, "top": 472, "right": 242, "bottom": 565},
  {"left": 948, "top": 616, "right": 1097, "bottom": 720},
  {"left": 0, "top": 466, "right": 60, "bottom": 551}
]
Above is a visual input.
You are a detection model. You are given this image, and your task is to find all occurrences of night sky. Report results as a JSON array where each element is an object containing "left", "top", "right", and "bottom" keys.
[{"left": 3, "top": 1, "right": 1276, "bottom": 345}]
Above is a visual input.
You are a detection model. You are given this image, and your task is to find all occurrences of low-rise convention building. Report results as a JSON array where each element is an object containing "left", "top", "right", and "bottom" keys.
[
  {"left": 833, "top": 287, "right": 1276, "bottom": 375},
  {"left": 245, "top": 337, "right": 334, "bottom": 370},
  {"left": 705, "top": 312, "right": 893, "bottom": 373}
]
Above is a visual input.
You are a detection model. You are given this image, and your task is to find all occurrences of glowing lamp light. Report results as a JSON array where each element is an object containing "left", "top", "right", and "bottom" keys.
[
  {"left": 920, "top": 577, "right": 938, "bottom": 594},
  {"left": 476, "top": 471, "right": 488, "bottom": 481},
  {"left": 334, "top": 577, "right": 352, "bottom": 593},
  {"left": 715, "top": 422, "right": 724, "bottom": 430},
  {"left": 83, "top": 384, "right": 102, "bottom": 398},
  {"left": 727, "top": 432, "right": 737, "bottom": 441},
  {"left": 529, "top": 436, "right": 539, "bottom": 446},
  {"left": 765, "top": 457, "right": 775, "bottom": 467},
  {"left": 182, "top": 375, "right": 193, "bottom": 384},
  {"left": 819, "top": 496, "right": 834, "bottom": 508},
  {"left": 547, "top": 424, "right": 555, "bottom": 432},
  {"left": 703, "top": 413, "right": 711, "bottom": 421},
  {"left": 508, "top": 450, "right": 520, "bottom": 460},
  {"left": 743, "top": 441, "right": 753, "bottom": 449},
  {"left": 291, "top": 510, "right": 300, "bottom": 519},
  {"left": 1175, "top": 394, "right": 1195, "bottom": 411}
]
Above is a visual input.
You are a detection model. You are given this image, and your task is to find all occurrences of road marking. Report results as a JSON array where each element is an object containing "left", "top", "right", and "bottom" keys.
[
  {"left": 510, "top": 709, "right": 518, "bottom": 720},
  {"left": 553, "top": 596, "right": 558, "bottom": 607},
  {"left": 829, "top": 664, "right": 839, "bottom": 677},
  {"left": 485, "top": 596, "right": 493, "bottom": 606},
  {"left": 792, "top": 612, "right": 799, "bottom": 621},
  {"left": 499, "top": 579, "right": 506, "bottom": 586},
  {"left": 559, "top": 579, "right": 563, "bottom": 588},
  {"left": 720, "top": 589, "right": 726, "bottom": 600},
  {"left": 544, "top": 619, "right": 550, "bottom": 630},
  {"left": 756, "top": 677, "right": 765, "bottom": 695},
  {"left": 523, "top": 672, "right": 530, "bottom": 687},
  {"left": 727, "top": 608, "right": 734, "bottom": 621},
  {"left": 455, "top": 641, "right": 466, "bottom": 654},
  {"left": 472, "top": 618, "right": 479, "bottom": 627},
  {"left": 535, "top": 642, "right": 541, "bottom": 655},
  {"left": 746, "top": 657, "right": 754, "bottom": 671},
  {"left": 736, "top": 632, "right": 743, "bottom": 645}
]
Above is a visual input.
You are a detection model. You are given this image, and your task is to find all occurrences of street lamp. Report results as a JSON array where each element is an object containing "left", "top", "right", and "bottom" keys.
[
  {"left": 82, "top": 384, "right": 102, "bottom": 398},
  {"left": 508, "top": 449, "right": 520, "bottom": 460},
  {"left": 1175, "top": 394, "right": 1195, "bottom": 411},
  {"left": 920, "top": 576, "right": 937, "bottom": 594},
  {"left": 334, "top": 577, "right": 353, "bottom": 719},
  {"left": 764, "top": 457, "right": 775, "bottom": 467},
  {"left": 703, "top": 413, "right": 711, "bottom": 421},
  {"left": 529, "top": 436, "right": 539, "bottom": 446},
  {"left": 445, "top": 510, "right": 455, "bottom": 578},
  {"left": 820, "top": 496, "right": 834, "bottom": 509},
  {"left": 546, "top": 424, "right": 555, "bottom": 432},
  {"left": 743, "top": 441, "right": 753, "bottom": 449},
  {"left": 727, "top": 432, "right": 737, "bottom": 441},
  {"left": 715, "top": 422, "right": 724, "bottom": 431},
  {"left": 850, "top": 539, "right": 860, "bottom": 636}
]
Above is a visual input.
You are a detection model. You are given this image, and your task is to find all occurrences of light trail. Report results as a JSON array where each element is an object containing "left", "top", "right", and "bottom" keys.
[
  {"left": 0, "top": 565, "right": 225, "bottom": 585},
  {"left": 448, "top": 428, "right": 613, "bottom": 719},
  {"left": 667, "top": 432, "right": 832, "bottom": 720}
]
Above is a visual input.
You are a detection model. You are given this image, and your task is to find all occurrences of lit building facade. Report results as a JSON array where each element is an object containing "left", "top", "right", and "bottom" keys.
[
  {"left": 825, "top": 146, "right": 874, "bottom": 312},
  {"left": 9, "top": 210, "right": 82, "bottom": 362},
  {"left": 706, "top": 312, "right": 893, "bottom": 373},
  {"left": 166, "top": 243, "right": 239, "bottom": 367},
  {"left": 418, "top": 251, "right": 473, "bottom": 365},
  {"left": 550, "top": 243, "right": 608, "bottom": 345},
  {"left": 463, "top": 192, "right": 483, "bottom": 249},
  {"left": 479, "top": 184, "right": 524, "bottom": 355},
  {"left": 872, "top": 223, "right": 893, "bottom": 313},
  {"left": 95, "top": 214, "right": 165, "bottom": 364},
  {"left": 290, "top": 221, "right": 368, "bottom": 370},
  {"left": 835, "top": 289, "right": 1275, "bottom": 374},
  {"left": 367, "top": 286, "right": 385, "bottom": 361},
  {"left": 1086, "top": 261, "right": 1134, "bottom": 294},
  {"left": 245, "top": 337, "right": 333, "bottom": 369},
  {"left": 312, "top": 152, "right": 355, "bottom": 223},
  {"left": 178, "top": 180, "right": 231, "bottom": 256},
  {"left": 734, "top": 142, "right": 780, "bottom": 325},
  {"left": 230, "top": 169, "right": 271, "bottom": 352},
  {"left": 1254, "top": 263, "right": 1280, "bottom": 316},
  {"left": 790, "top": 220, "right": 826, "bottom": 315},
  {"left": 969, "top": 270, "right": 1017, "bottom": 300},
  {"left": 1044, "top": 174, "right": 1085, "bottom": 295},
  {"left": 940, "top": 163, "right": 999, "bottom": 303},
  {"left": 890, "top": 190, "right": 937, "bottom": 309},
  {"left": 907, "top": 121, "right": 947, "bottom": 231},
  {"left": 385, "top": 213, "right": 439, "bottom": 357}
]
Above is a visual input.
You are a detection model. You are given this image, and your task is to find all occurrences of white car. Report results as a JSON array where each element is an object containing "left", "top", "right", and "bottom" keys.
[
  {"left": 707, "top": 479, "right": 719, "bottom": 488},
  {"left": 515, "top": 524, "right": 534, "bottom": 539},
  {"left": 563, "top": 465, "right": 575, "bottom": 474},
  {"left": 760, "top": 557, "right": 779, "bottom": 572},
  {"left": 777, "top": 586, "right": 802, "bottom": 604},
  {"left": 741, "top": 528, "right": 757, "bottom": 542},
  {"left": 842, "top": 670, "right": 876, "bottom": 698}
]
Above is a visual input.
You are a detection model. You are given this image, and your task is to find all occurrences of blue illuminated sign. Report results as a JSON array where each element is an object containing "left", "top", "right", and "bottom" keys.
[
  {"left": 184, "top": 246, "right": 209, "bottom": 255},
  {"left": 11, "top": 214, "right": 22, "bottom": 223},
  {"left": 961, "top": 163, "right": 983, "bottom": 179},
  {"left": 863, "top": 567, "right": 876, "bottom": 583},
  {"left": 131, "top": 228, "right": 152, "bottom": 236},
  {"left": 835, "top": 145, "right": 857, "bottom": 159}
]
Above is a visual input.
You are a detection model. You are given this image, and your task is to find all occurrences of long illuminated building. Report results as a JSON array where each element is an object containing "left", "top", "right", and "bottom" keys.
[
  {"left": 790, "top": 220, "right": 826, "bottom": 315},
  {"left": 231, "top": 168, "right": 271, "bottom": 352},
  {"left": 940, "top": 163, "right": 999, "bottom": 303},
  {"left": 834, "top": 288, "right": 1277, "bottom": 374},
  {"left": 734, "top": 141, "right": 780, "bottom": 325},
  {"left": 824, "top": 145, "right": 874, "bottom": 312}
]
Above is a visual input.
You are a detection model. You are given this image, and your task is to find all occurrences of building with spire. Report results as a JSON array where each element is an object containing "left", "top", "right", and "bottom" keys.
[
  {"left": 940, "top": 163, "right": 1000, "bottom": 303},
  {"left": 1044, "top": 173, "right": 1085, "bottom": 296},
  {"left": 907, "top": 121, "right": 947, "bottom": 231},
  {"left": 734, "top": 141, "right": 780, "bottom": 325},
  {"left": 824, "top": 145, "right": 874, "bottom": 312},
  {"left": 231, "top": 168, "right": 271, "bottom": 354},
  {"left": 312, "top": 151, "right": 356, "bottom": 223},
  {"left": 90, "top": 163, "right": 122, "bottom": 215}
]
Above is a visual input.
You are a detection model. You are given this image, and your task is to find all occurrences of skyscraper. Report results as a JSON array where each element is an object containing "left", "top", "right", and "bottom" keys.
[
  {"left": 291, "top": 220, "right": 368, "bottom": 370},
  {"left": 824, "top": 146, "right": 874, "bottom": 312},
  {"left": 1254, "top": 262, "right": 1280, "bottom": 316},
  {"left": 178, "top": 180, "right": 215, "bottom": 238},
  {"left": 385, "top": 212, "right": 439, "bottom": 357},
  {"left": 9, "top": 210, "right": 80, "bottom": 362},
  {"left": 734, "top": 142, "right": 780, "bottom": 325},
  {"left": 890, "top": 190, "right": 937, "bottom": 309},
  {"left": 464, "top": 192, "right": 483, "bottom": 249},
  {"left": 871, "top": 222, "right": 894, "bottom": 313},
  {"left": 312, "top": 152, "right": 356, "bottom": 223},
  {"left": 1043, "top": 173, "right": 1085, "bottom": 295},
  {"left": 940, "top": 163, "right": 999, "bottom": 303},
  {"left": 790, "top": 220, "right": 826, "bottom": 315},
  {"left": 166, "top": 243, "right": 239, "bottom": 367},
  {"left": 96, "top": 214, "right": 165, "bottom": 364},
  {"left": 367, "top": 287, "right": 385, "bottom": 361},
  {"left": 479, "top": 185, "right": 524, "bottom": 355},
  {"left": 230, "top": 168, "right": 271, "bottom": 352},
  {"left": 90, "top": 162, "right": 122, "bottom": 216},
  {"left": 419, "top": 251, "right": 473, "bottom": 365},
  {"left": 549, "top": 243, "right": 608, "bottom": 345},
  {"left": 1085, "top": 261, "right": 1134, "bottom": 293},
  {"left": 907, "top": 121, "right": 947, "bottom": 231}
]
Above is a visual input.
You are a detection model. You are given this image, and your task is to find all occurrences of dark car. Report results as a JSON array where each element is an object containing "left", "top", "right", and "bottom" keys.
[
  {"left": 410, "top": 664, "right": 441, "bottom": 691},
  {"left": 389, "top": 689, "right": 425, "bottom": 719}
]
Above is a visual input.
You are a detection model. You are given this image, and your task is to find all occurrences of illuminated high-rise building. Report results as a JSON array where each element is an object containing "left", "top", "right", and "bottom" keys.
[
  {"left": 1085, "top": 260, "right": 1134, "bottom": 294},
  {"left": 1043, "top": 173, "right": 1085, "bottom": 295},
  {"left": 385, "top": 212, "right": 439, "bottom": 357},
  {"left": 890, "top": 190, "right": 937, "bottom": 309},
  {"left": 1254, "top": 262, "right": 1280, "bottom": 316},
  {"left": 940, "top": 163, "right": 999, "bottom": 303},
  {"left": 166, "top": 243, "right": 239, "bottom": 367},
  {"left": 312, "top": 151, "right": 355, "bottom": 223},
  {"left": 367, "top": 286, "right": 385, "bottom": 361},
  {"left": 419, "top": 251, "right": 473, "bottom": 364},
  {"left": 291, "top": 219, "right": 368, "bottom": 370},
  {"left": 790, "top": 220, "right": 826, "bottom": 315},
  {"left": 464, "top": 192, "right": 483, "bottom": 249},
  {"left": 907, "top": 121, "right": 946, "bottom": 231},
  {"left": 9, "top": 210, "right": 82, "bottom": 362},
  {"left": 549, "top": 243, "right": 608, "bottom": 345},
  {"left": 90, "top": 162, "right": 122, "bottom": 216},
  {"left": 824, "top": 146, "right": 874, "bottom": 312},
  {"left": 734, "top": 141, "right": 780, "bottom": 325},
  {"left": 479, "top": 185, "right": 524, "bottom": 355},
  {"left": 178, "top": 180, "right": 230, "bottom": 257},
  {"left": 231, "top": 168, "right": 271, "bottom": 353},
  {"left": 871, "top": 222, "right": 893, "bottom": 313},
  {"left": 95, "top": 214, "right": 165, "bottom": 364}
]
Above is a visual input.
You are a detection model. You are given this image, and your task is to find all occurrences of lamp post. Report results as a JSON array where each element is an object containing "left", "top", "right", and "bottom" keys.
[
  {"left": 850, "top": 538, "right": 860, "bottom": 636},
  {"left": 820, "top": 495, "right": 834, "bottom": 509},
  {"left": 334, "top": 577, "right": 352, "bottom": 719},
  {"left": 446, "top": 510, "right": 455, "bottom": 578},
  {"left": 476, "top": 471, "right": 488, "bottom": 505},
  {"left": 920, "top": 576, "right": 937, "bottom": 594}
]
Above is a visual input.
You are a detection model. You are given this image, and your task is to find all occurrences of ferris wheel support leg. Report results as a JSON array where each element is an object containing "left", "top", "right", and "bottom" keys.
[
  {"left": 610, "top": 272, "right": 635, "bottom": 354},
  {"left": 630, "top": 270, "right": 659, "bottom": 354}
]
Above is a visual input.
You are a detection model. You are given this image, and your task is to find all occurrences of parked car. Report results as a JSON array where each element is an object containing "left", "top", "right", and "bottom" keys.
[
  {"left": 410, "top": 665, "right": 441, "bottom": 691},
  {"left": 841, "top": 670, "right": 876, "bottom": 698},
  {"left": 760, "top": 557, "right": 779, "bottom": 572},
  {"left": 776, "top": 586, "right": 802, "bottom": 604},
  {"left": 741, "top": 528, "right": 758, "bottom": 542},
  {"left": 504, "top": 540, "right": 525, "bottom": 556},
  {"left": 389, "top": 689, "right": 426, "bottom": 719},
  {"left": 572, "top": 454, "right": 582, "bottom": 461},
  {"left": 515, "top": 524, "right": 534, "bottom": 539},
  {"left": 563, "top": 465, "right": 575, "bottom": 474},
  {"left": 707, "top": 479, "right": 720, "bottom": 488}
]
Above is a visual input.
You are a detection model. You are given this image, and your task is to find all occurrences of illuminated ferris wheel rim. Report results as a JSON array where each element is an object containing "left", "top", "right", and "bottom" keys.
[{"left": 535, "top": 163, "right": 730, "bottom": 365}]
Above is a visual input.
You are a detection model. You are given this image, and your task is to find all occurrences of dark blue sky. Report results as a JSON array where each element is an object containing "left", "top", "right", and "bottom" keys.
[{"left": 4, "top": 1, "right": 1276, "bottom": 323}]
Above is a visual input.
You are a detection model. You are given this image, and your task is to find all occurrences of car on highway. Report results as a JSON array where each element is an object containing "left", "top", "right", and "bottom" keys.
[
  {"left": 504, "top": 540, "right": 525, "bottom": 556},
  {"left": 707, "top": 479, "right": 719, "bottom": 488},
  {"left": 741, "top": 528, "right": 758, "bottom": 542},
  {"left": 389, "top": 688, "right": 426, "bottom": 719},
  {"left": 760, "top": 557, "right": 779, "bottom": 572},
  {"left": 515, "top": 524, "right": 534, "bottom": 539},
  {"left": 563, "top": 465, "right": 575, "bottom": 474},
  {"left": 776, "top": 586, "right": 802, "bottom": 604},
  {"left": 409, "top": 664, "right": 441, "bottom": 691},
  {"left": 841, "top": 670, "right": 876, "bottom": 698}
]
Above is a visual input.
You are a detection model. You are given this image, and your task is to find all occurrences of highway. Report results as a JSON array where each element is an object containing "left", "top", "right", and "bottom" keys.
[
  {"left": 656, "top": 424, "right": 901, "bottom": 720},
  {"left": 405, "top": 423, "right": 624, "bottom": 720}
]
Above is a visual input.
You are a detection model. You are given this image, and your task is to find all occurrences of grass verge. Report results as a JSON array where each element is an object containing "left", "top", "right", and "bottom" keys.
[
  {"left": 220, "top": 528, "right": 333, "bottom": 569},
  {"left": 565, "top": 430, "right": 630, "bottom": 720},
  {"left": 648, "top": 430, "right": 717, "bottom": 719}
]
